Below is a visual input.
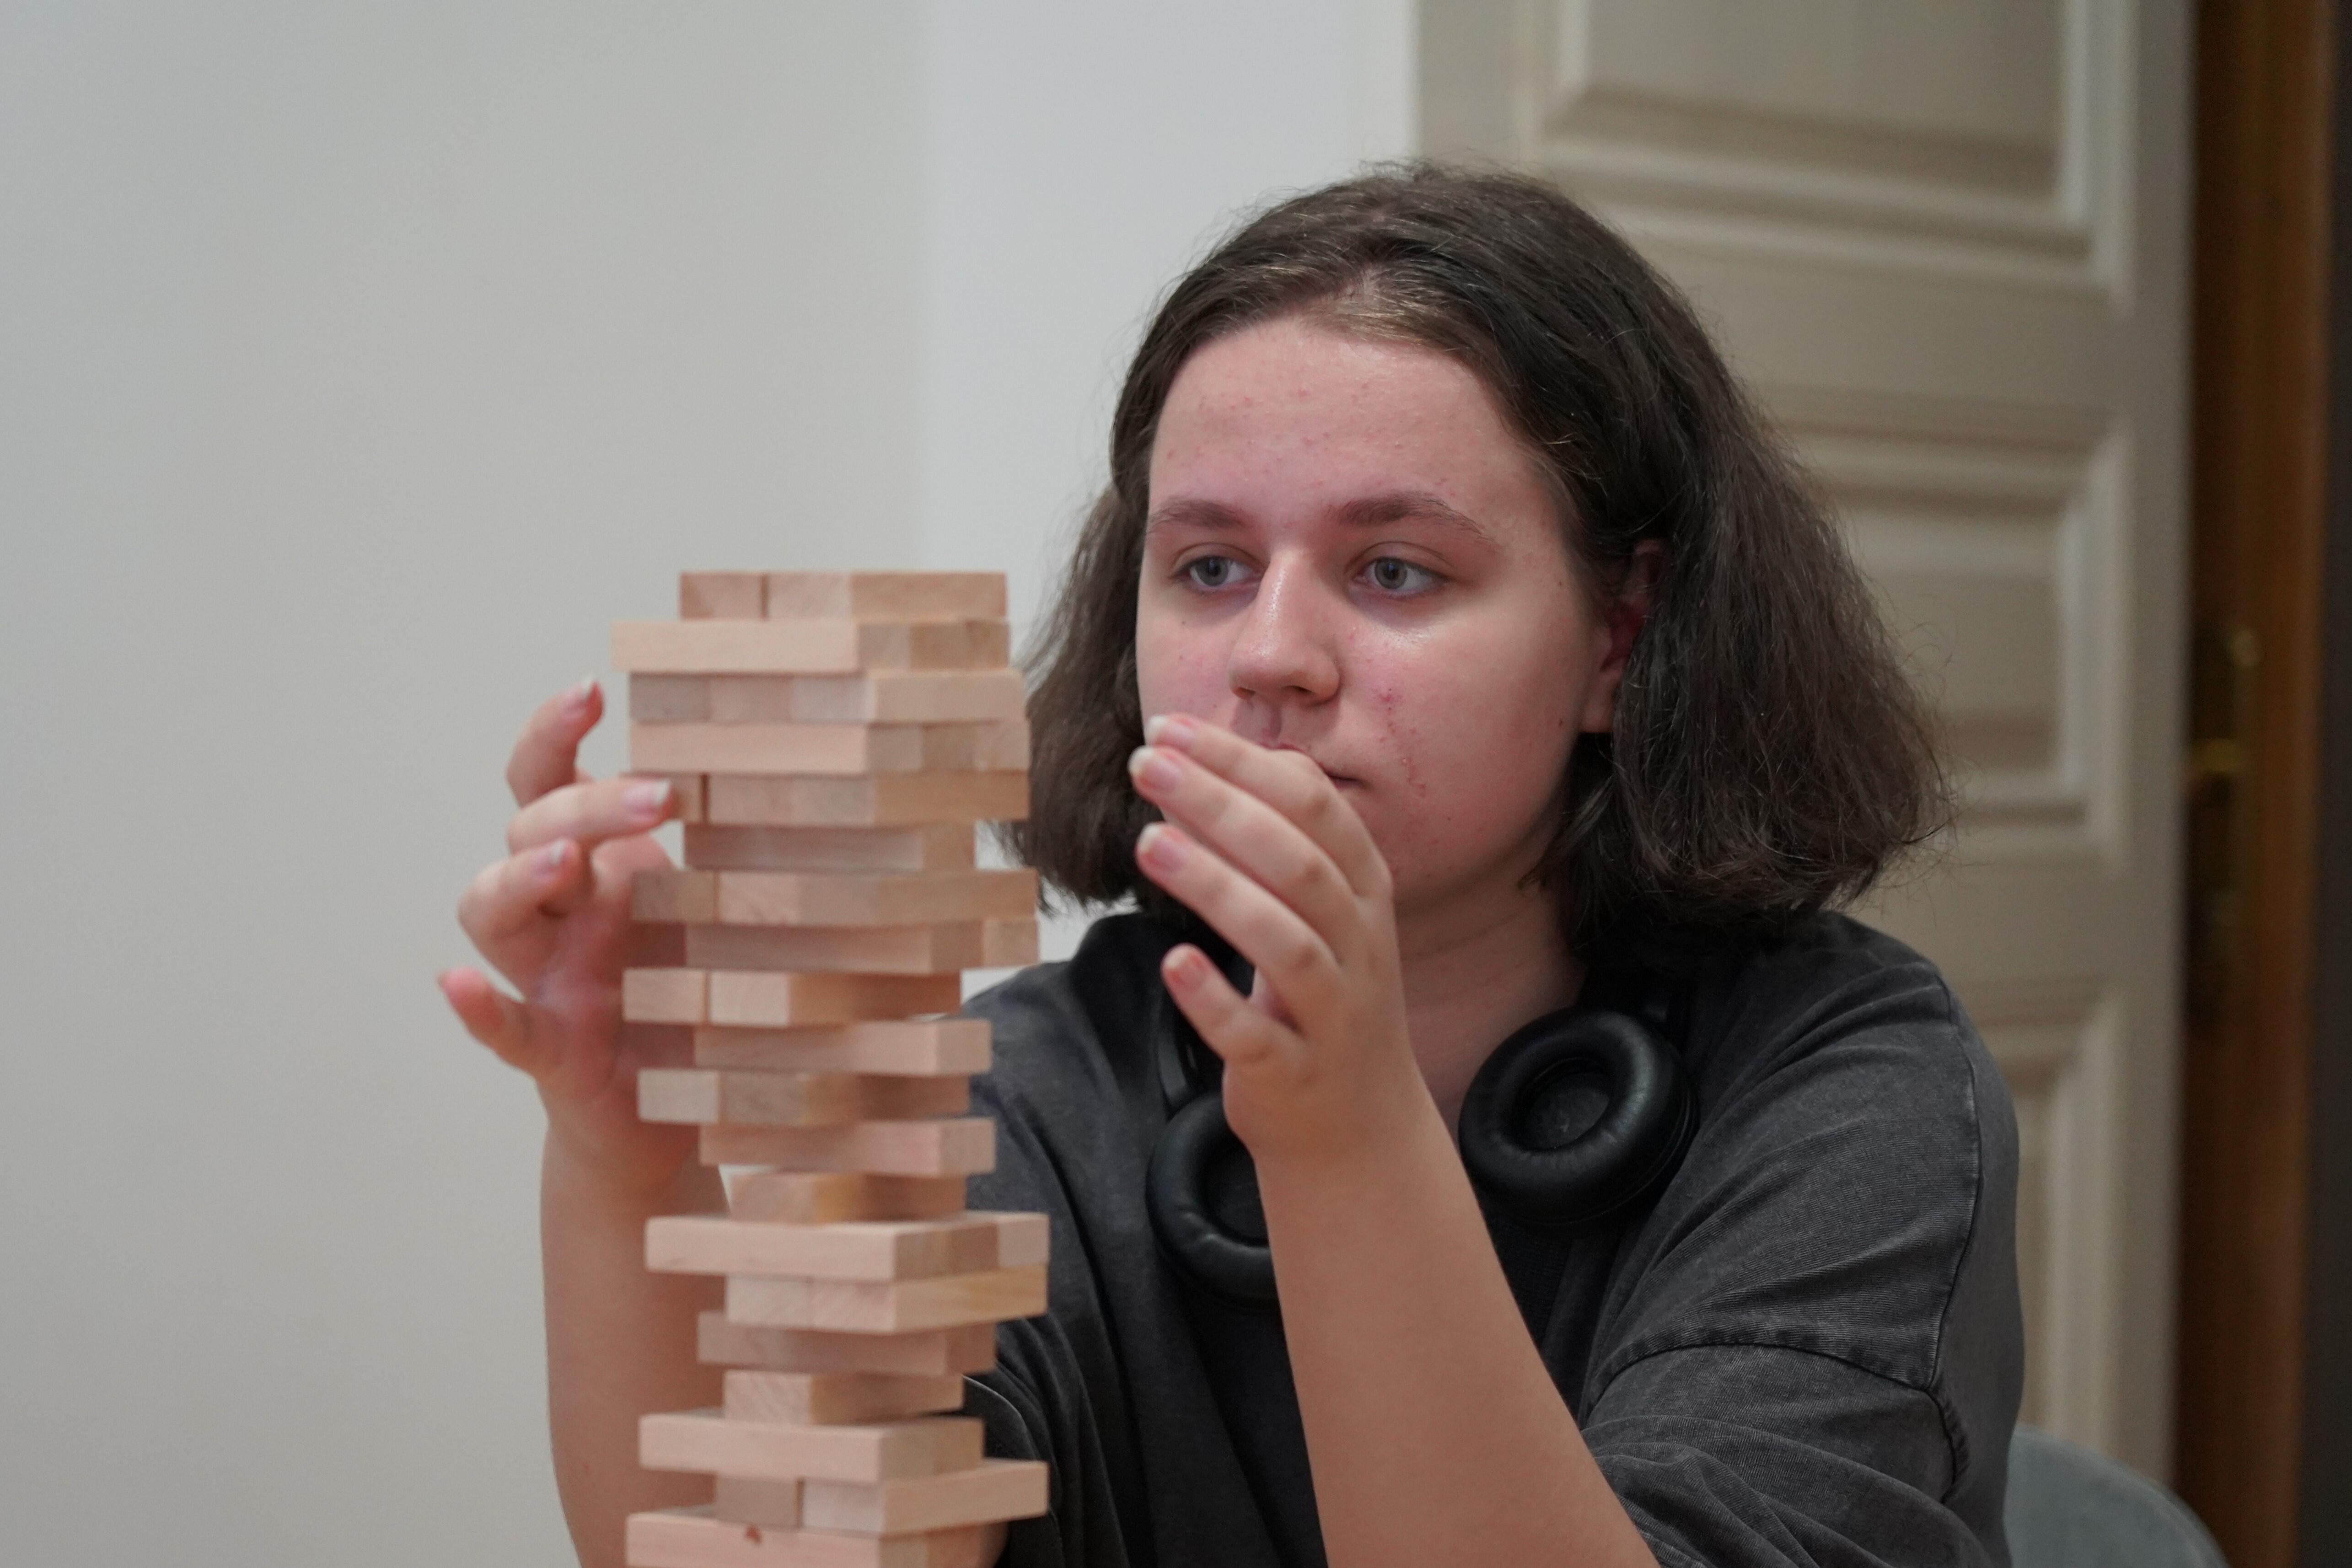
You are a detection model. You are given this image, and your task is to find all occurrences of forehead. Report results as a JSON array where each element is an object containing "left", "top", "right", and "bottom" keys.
[{"left": 1150, "top": 316, "right": 1533, "bottom": 483}]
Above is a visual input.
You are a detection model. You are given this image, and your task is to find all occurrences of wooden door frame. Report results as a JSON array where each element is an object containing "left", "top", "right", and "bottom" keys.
[{"left": 2174, "top": 4, "right": 2336, "bottom": 1567}]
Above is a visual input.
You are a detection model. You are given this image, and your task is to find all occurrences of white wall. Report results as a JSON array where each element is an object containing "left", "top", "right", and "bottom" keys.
[{"left": 0, "top": 4, "right": 1404, "bottom": 1563}]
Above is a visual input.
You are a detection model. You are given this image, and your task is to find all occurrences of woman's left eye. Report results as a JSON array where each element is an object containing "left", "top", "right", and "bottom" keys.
[{"left": 1365, "top": 557, "right": 1437, "bottom": 594}]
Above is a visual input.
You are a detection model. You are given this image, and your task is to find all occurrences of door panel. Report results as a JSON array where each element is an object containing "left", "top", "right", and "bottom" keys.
[{"left": 1421, "top": 0, "right": 2190, "bottom": 1475}]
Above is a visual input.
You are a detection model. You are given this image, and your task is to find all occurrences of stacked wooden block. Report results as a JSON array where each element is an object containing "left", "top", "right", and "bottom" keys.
[{"left": 617, "top": 572, "right": 1049, "bottom": 1568}]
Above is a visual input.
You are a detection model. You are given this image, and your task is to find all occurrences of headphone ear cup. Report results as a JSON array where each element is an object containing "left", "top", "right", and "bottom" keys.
[
  {"left": 1145, "top": 1090, "right": 1279, "bottom": 1306},
  {"left": 1458, "top": 1009, "right": 1696, "bottom": 1231}
]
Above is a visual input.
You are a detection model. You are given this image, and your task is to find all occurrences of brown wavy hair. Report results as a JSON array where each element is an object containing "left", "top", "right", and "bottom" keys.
[{"left": 1008, "top": 162, "right": 1946, "bottom": 951}]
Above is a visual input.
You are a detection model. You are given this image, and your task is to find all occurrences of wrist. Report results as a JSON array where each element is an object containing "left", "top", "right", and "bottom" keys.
[{"left": 542, "top": 1118, "right": 710, "bottom": 1219}]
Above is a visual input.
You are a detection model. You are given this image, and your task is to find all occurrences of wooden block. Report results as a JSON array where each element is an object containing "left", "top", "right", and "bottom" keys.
[
  {"left": 648, "top": 1212, "right": 1044, "bottom": 1281},
  {"left": 612, "top": 620, "right": 1004, "bottom": 676},
  {"left": 698, "top": 1313, "right": 997, "bottom": 1376},
  {"left": 979, "top": 918, "right": 1036, "bottom": 968},
  {"left": 641, "top": 1069, "right": 970, "bottom": 1128},
  {"left": 725, "top": 1369, "right": 967, "bottom": 1424},
  {"left": 706, "top": 773, "right": 1028, "bottom": 827},
  {"left": 712, "top": 1476, "right": 800, "bottom": 1529},
  {"left": 629, "top": 721, "right": 1027, "bottom": 777},
  {"left": 634, "top": 676, "right": 714, "bottom": 721},
  {"left": 707, "top": 972, "right": 963, "bottom": 1027},
  {"left": 669, "top": 773, "right": 710, "bottom": 823},
  {"left": 669, "top": 868, "right": 1036, "bottom": 928},
  {"left": 682, "top": 573, "right": 768, "bottom": 619},
  {"left": 625, "top": 968, "right": 709, "bottom": 1025},
  {"left": 636, "top": 870, "right": 720, "bottom": 924},
  {"left": 693, "top": 1020, "right": 990, "bottom": 1077},
  {"left": 801, "top": 1461, "right": 1049, "bottom": 1537},
  {"left": 627, "top": 922, "right": 689, "bottom": 967},
  {"left": 727, "top": 1173, "right": 969, "bottom": 1224},
  {"left": 684, "top": 923, "right": 987, "bottom": 977},
  {"left": 700, "top": 1119, "right": 995, "bottom": 1176},
  {"left": 697, "top": 671, "right": 1024, "bottom": 726},
  {"left": 627, "top": 1506, "right": 989, "bottom": 1568},
  {"left": 641, "top": 1411, "right": 984, "bottom": 1484},
  {"left": 685, "top": 824, "right": 975, "bottom": 874},
  {"left": 764, "top": 572, "right": 1006, "bottom": 623},
  {"left": 726, "top": 1264, "right": 1047, "bottom": 1334}
]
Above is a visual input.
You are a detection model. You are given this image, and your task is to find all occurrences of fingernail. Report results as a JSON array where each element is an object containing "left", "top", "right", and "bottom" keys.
[
  {"left": 1128, "top": 746, "right": 1182, "bottom": 793},
  {"left": 569, "top": 677, "right": 598, "bottom": 710},
  {"left": 624, "top": 779, "right": 672, "bottom": 815},
  {"left": 1138, "top": 822, "right": 1185, "bottom": 869},
  {"left": 540, "top": 841, "right": 570, "bottom": 875},
  {"left": 1145, "top": 713, "right": 1197, "bottom": 750}
]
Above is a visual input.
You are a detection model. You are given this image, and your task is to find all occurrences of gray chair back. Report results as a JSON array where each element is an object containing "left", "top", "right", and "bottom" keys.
[{"left": 2005, "top": 1425, "right": 2227, "bottom": 1568}]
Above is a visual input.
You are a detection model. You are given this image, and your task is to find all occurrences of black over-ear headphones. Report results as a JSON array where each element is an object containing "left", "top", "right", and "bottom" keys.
[{"left": 1144, "top": 951, "right": 1698, "bottom": 1306}]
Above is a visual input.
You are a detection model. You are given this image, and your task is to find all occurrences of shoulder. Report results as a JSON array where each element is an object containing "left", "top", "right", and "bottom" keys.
[{"left": 1607, "top": 912, "right": 2019, "bottom": 1393}]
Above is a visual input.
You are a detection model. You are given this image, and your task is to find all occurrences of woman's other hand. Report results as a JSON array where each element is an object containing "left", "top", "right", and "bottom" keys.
[
  {"left": 1127, "top": 712, "right": 1427, "bottom": 1169},
  {"left": 440, "top": 678, "right": 692, "bottom": 1195}
]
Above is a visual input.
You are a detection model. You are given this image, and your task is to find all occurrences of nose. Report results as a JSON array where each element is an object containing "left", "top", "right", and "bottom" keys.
[{"left": 1227, "top": 553, "right": 1341, "bottom": 713}]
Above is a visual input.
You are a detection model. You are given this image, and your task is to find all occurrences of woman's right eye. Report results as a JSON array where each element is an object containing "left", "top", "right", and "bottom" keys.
[{"left": 1183, "top": 556, "right": 1239, "bottom": 590}]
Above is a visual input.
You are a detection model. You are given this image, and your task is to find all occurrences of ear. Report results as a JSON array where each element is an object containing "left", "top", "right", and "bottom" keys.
[{"left": 1578, "top": 542, "right": 1661, "bottom": 733}]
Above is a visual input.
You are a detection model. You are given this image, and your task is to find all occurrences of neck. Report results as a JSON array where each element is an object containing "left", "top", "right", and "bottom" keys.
[{"left": 1394, "top": 877, "right": 1582, "bottom": 1132}]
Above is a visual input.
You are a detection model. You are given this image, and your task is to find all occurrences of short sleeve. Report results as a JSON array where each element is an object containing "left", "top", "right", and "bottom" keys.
[{"left": 1579, "top": 921, "right": 2024, "bottom": 1567}]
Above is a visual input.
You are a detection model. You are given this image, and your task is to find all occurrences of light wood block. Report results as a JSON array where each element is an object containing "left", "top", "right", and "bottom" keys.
[
  {"left": 634, "top": 676, "right": 713, "bottom": 721},
  {"left": 693, "top": 1020, "right": 990, "bottom": 1077},
  {"left": 684, "top": 824, "right": 974, "bottom": 874},
  {"left": 801, "top": 1461, "right": 1049, "bottom": 1537},
  {"left": 707, "top": 972, "right": 963, "bottom": 1028},
  {"left": 712, "top": 1476, "right": 800, "bottom": 1529},
  {"left": 612, "top": 620, "right": 1007, "bottom": 676},
  {"left": 726, "top": 1264, "right": 1047, "bottom": 1334},
  {"left": 700, "top": 1119, "right": 995, "bottom": 1176},
  {"left": 668, "top": 773, "right": 710, "bottom": 823},
  {"left": 683, "top": 922, "right": 989, "bottom": 977},
  {"left": 648, "top": 1212, "right": 1044, "bottom": 1281},
  {"left": 693, "top": 671, "right": 1024, "bottom": 725},
  {"left": 764, "top": 572, "right": 1006, "bottom": 622},
  {"left": 627, "top": 1506, "right": 989, "bottom": 1568},
  {"left": 641, "top": 1412, "right": 984, "bottom": 1484},
  {"left": 641, "top": 1070, "right": 970, "bottom": 1129},
  {"left": 706, "top": 773, "right": 1028, "bottom": 827},
  {"left": 726, "top": 1173, "right": 969, "bottom": 1224},
  {"left": 682, "top": 573, "right": 768, "bottom": 620},
  {"left": 642, "top": 869, "right": 1036, "bottom": 928},
  {"left": 628, "top": 720, "right": 1027, "bottom": 777},
  {"left": 725, "top": 1369, "right": 966, "bottom": 1424},
  {"left": 626, "top": 968, "right": 710, "bottom": 1025},
  {"left": 698, "top": 1314, "right": 996, "bottom": 1376}
]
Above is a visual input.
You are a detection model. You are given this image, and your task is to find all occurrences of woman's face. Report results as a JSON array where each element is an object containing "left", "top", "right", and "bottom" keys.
[{"left": 1135, "top": 314, "right": 1624, "bottom": 921}]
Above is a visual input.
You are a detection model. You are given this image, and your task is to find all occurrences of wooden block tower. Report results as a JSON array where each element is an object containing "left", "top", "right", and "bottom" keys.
[{"left": 613, "top": 571, "right": 1049, "bottom": 1568}]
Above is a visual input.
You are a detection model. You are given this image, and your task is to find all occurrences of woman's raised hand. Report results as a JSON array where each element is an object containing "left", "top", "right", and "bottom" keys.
[
  {"left": 1125, "top": 714, "right": 1428, "bottom": 1169},
  {"left": 440, "top": 679, "right": 695, "bottom": 1194}
]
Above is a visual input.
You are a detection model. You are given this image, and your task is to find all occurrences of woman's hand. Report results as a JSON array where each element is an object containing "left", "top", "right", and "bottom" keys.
[
  {"left": 1126, "top": 713, "right": 1429, "bottom": 1168},
  {"left": 440, "top": 679, "right": 694, "bottom": 1197}
]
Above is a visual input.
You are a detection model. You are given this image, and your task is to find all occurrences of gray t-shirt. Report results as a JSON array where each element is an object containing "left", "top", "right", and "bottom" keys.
[{"left": 961, "top": 910, "right": 2022, "bottom": 1568}]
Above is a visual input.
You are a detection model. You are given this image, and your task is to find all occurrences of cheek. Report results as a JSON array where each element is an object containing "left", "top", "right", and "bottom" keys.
[{"left": 1133, "top": 611, "right": 1223, "bottom": 721}]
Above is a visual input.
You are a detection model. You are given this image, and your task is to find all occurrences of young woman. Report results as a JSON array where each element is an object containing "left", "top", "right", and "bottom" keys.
[{"left": 446, "top": 166, "right": 2021, "bottom": 1568}]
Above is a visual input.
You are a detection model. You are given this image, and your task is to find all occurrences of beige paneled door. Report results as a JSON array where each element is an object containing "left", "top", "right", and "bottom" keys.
[{"left": 1419, "top": 0, "right": 2191, "bottom": 1477}]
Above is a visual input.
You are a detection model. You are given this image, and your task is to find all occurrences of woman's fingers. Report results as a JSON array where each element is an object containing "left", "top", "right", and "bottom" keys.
[
  {"left": 1128, "top": 742, "right": 1364, "bottom": 951},
  {"left": 1136, "top": 822, "right": 1348, "bottom": 1032},
  {"left": 458, "top": 838, "right": 595, "bottom": 964},
  {"left": 1144, "top": 714, "right": 1391, "bottom": 902},
  {"left": 438, "top": 966, "right": 558, "bottom": 1080},
  {"left": 507, "top": 774, "right": 674, "bottom": 856},
  {"left": 1159, "top": 942, "right": 1300, "bottom": 1072},
  {"left": 508, "top": 678, "right": 603, "bottom": 807}
]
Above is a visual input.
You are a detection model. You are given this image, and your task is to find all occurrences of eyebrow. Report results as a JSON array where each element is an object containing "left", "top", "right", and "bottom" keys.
[{"left": 1143, "top": 490, "right": 1498, "bottom": 546}]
